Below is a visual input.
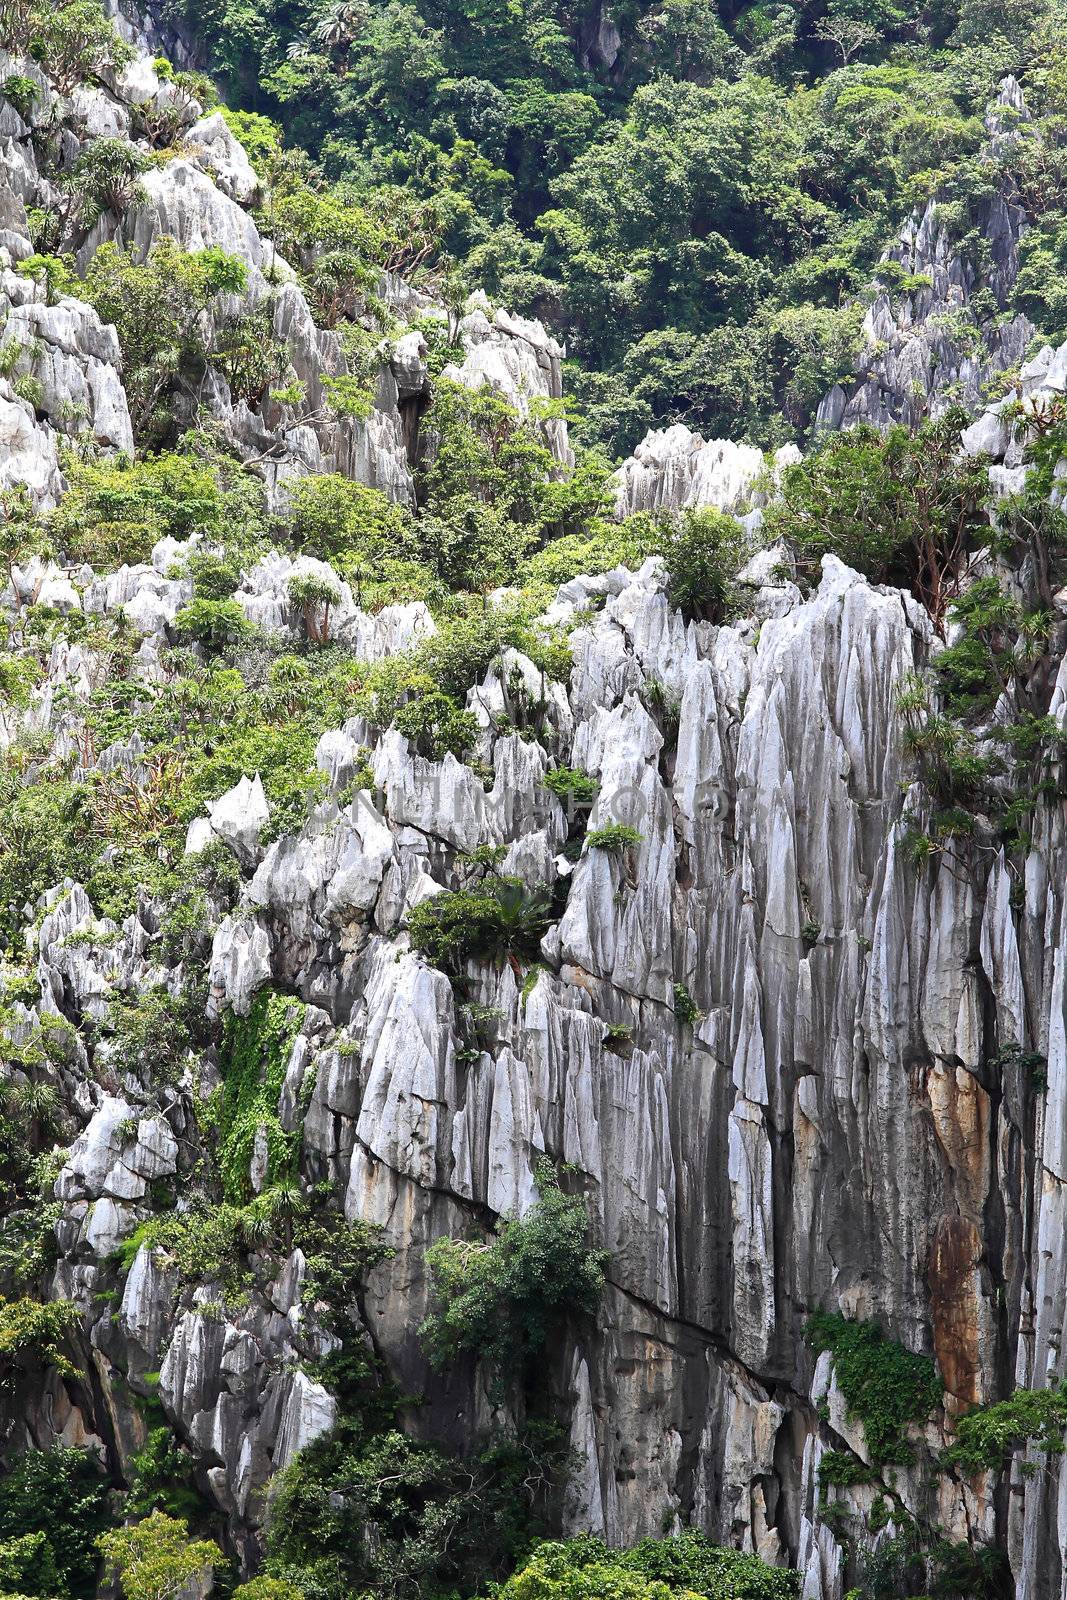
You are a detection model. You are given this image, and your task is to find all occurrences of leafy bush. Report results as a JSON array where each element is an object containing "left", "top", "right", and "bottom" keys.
[
  {"left": 933, "top": 577, "right": 1044, "bottom": 718},
  {"left": 806, "top": 1312, "right": 942, "bottom": 1465},
  {"left": 943, "top": 1381, "right": 1067, "bottom": 1476},
  {"left": 495, "top": 1532, "right": 799, "bottom": 1600},
  {"left": 816, "top": 1449, "right": 872, "bottom": 1488},
  {"left": 898, "top": 673, "right": 1002, "bottom": 810},
  {"left": 420, "top": 1161, "right": 605, "bottom": 1383},
  {"left": 173, "top": 598, "right": 255, "bottom": 649},
  {"left": 1, "top": 74, "right": 39, "bottom": 120},
  {"left": 119, "top": 1192, "right": 385, "bottom": 1308},
  {"left": 392, "top": 685, "right": 480, "bottom": 760},
  {"left": 126, "top": 1428, "right": 203, "bottom": 1523},
  {"left": 672, "top": 983, "right": 701, "bottom": 1025},
  {"left": 48, "top": 444, "right": 263, "bottom": 570},
  {"left": 82, "top": 240, "right": 249, "bottom": 443},
  {"left": 266, "top": 1424, "right": 562, "bottom": 1600},
  {"left": 233, "top": 1579, "right": 306, "bottom": 1600},
  {"left": 585, "top": 823, "right": 642, "bottom": 852},
  {"left": 522, "top": 518, "right": 660, "bottom": 588},
  {"left": 0, "top": 1529, "right": 51, "bottom": 1593},
  {"left": 24, "top": 0, "right": 132, "bottom": 93},
  {"left": 98, "top": 1511, "right": 220, "bottom": 1600},
  {"left": 102, "top": 985, "right": 206, "bottom": 1083},
  {"left": 0, "top": 1293, "right": 78, "bottom": 1377},
  {"left": 61, "top": 138, "right": 149, "bottom": 229},
  {"left": 288, "top": 572, "right": 342, "bottom": 645},
  {"left": 416, "top": 381, "right": 607, "bottom": 595},
  {"left": 543, "top": 767, "right": 598, "bottom": 806},
  {"left": 406, "top": 880, "right": 554, "bottom": 975},
  {"left": 657, "top": 508, "right": 748, "bottom": 622},
  {"left": 766, "top": 413, "right": 989, "bottom": 628},
  {"left": 0, "top": 1447, "right": 112, "bottom": 1600},
  {"left": 218, "top": 989, "right": 306, "bottom": 1201},
  {"left": 220, "top": 106, "right": 282, "bottom": 173}
]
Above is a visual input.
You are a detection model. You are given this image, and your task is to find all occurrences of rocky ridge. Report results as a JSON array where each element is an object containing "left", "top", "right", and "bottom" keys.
[{"left": 2, "top": 19, "right": 1067, "bottom": 1600}]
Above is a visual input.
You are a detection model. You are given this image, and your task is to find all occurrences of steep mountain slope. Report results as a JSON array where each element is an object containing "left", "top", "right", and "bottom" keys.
[{"left": 3, "top": 3, "right": 1067, "bottom": 1600}]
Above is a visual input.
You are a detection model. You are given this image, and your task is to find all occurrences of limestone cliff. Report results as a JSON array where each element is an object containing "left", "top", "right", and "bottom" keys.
[{"left": 2, "top": 15, "right": 1067, "bottom": 1600}]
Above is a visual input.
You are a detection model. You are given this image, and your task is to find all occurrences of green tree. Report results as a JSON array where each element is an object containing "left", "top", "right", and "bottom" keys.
[
  {"left": 420, "top": 1162, "right": 605, "bottom": 1383},
  {"left": 765, "top": 412, "right": 989, "bottom": 628},
  {"left": 0, "top": 1448, "right": 112, "bottom": 1600},
  {"left": 82, "top": 240, "right": 249, "bottom": 442},
  {"left": 98, "top": 1512, "right": 220, "bottom": 1600},
  {"left": 492, "top": 1533, "right": 798, "bottom": 1600},
  {"left": 657, "top": 508, "right": 748, "bottom": 622}
]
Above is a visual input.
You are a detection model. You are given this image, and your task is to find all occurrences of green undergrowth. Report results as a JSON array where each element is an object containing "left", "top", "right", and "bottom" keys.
[
  {"left": 490, "top": 1532, "right": 799, "bottom": 1600},
  {"left": 406, "top": 879, "right": 556, "bottom": 976},
  {"left": 806, "top": 1312, "right": 943, "bottom": 1466},
  {"left": 420, "top": 1160, "right": 606, "bottom": 1394},
  {"left": 944, "top": 1380, "right": 1067, "bottom": 1475},
  {"left": 119, "top": 1190, "right": 387, "bottom": 1312},
  {"left": 0, "top": 1448, "right": 113, "bottom": 1600},
  {"left": 0, "top": 1296, "right": 80, "bottom": 1380},
  {"left": 218, "top": 991, "right": 306, "bottom": 1202}
]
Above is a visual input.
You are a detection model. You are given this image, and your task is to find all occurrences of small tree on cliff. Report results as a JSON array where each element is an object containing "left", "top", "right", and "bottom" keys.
[{"left": 98, "top": 1512, "right": 220, "bottom": 1600}]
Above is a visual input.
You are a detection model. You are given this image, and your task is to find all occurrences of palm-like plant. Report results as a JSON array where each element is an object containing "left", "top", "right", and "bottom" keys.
[
  {"left": 11, "top": 1079, "right": 61, "bottom": 1149},
  {"left": 313, "top": 0, "right": 368, "bottom": 54},
  {"left": 488, "top": 881, "right": 553, "bottom": 969}
]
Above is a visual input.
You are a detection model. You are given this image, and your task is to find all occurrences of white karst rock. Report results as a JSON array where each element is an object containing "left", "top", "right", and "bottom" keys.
[
  {"left": 7, "top": 21, "right": 1067, "bottom": 1598},
  {"left": 612, "top": 426, "right": 768, "bottom": 516}
]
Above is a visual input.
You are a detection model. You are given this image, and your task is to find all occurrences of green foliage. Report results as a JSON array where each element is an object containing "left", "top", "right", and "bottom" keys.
[
  {"left": 522, "top": 519, "right": 658, "bottom": 587},
  {"left": 657, "top": 509, "right": 748, "bottom": 622},
  {"left": 220, "top": 106, "right": 282, "bottom": 173},
  {"left": 585, "top": 824, "right": 643, "bottom": 852},
  {"left": 806, "top": 1312, "right": 943, "bottom": 1466},
  {"left": 102, "top": 984, "right": 206, "bottom": 1083},
  {"left": 0, "top": 1447, "right": 112, "bottom": 1600},
  {"left": 98, "top": 1511, "right": 220, "bottom": 1600},
  {"left": 817, "top": 1449, "right": 873, "bottom": 1488},
  {"left": 126, "top": 1428, "right": 203, "bottom": 1523},
  {"left": 174, "top": 597, "right": 256, "bottom": 649},
  {"left": 899, "top": 673, "right": 1002, "bottom": 810},
  {"left": 420, "top": 1161, "right": 605, "bottom": 1384},
  {"left": 852, "top": 1517, "right": 1009, "bottom": 1600},
  {"left": 233, "top": 1579, "right": 307, "bottom": 1600},
  {"left": 19, "top": 0, "right": 132, "bottom": 94},
  {"left": 672, "top": 983, "right": 700, "bottom": 1025},
  {"left": 62, "top": 138, "right": 150, "bottom": 229},
  {"left": 933, "top": 577, "right": 1046, "bottom": 717},
  {"left": 406, "top": 879, "right": 554, "bottom": 975},
  {"left": 0, "top": 1294, "right": 79, "bottom": 1378},
  {"left": 288, "top": 572, "right": 342, "bottom": 645},
  {"left": 1, "top": 74, "right": 39, "bottom": 120},
  {"left": 266, "top": 1423, "right": 563, "bottom": 1600},
  {"left": 494, "top": 1533, "right": 798, "bottom": 1600},
  {"left": 417, "top": 380, "right": 606, "bottom": 594},
  {"left": 543, "top": 767, "right": 598, "bottom": 806},
  {"left": 393, "top": 686, "right": 479, "bottom": 760},
  {"left": 219, "top": 989, "right": 306, "bottom": 1201},
  {"left": 0, "top": 1530, "right": 51, "bottom": 1594},
  {"left": 119, "top": 1191, "right": 385, "bottom": 1309},
  {"left": 81, "top": 240, "right": 249, "bottom": 443},
  {"left": 15, "top": 253, "right": 76, "bottom": 305},
  {"left": 290, "top": 471, "right": 410, "bottom": 559},
  {"left": 766, "top": 412, "right": 989, "bottom": 626},
  {"left": 48, "top": 444, "right": 264, "bottom": 570},
  {"left": 943, "top": 1381, "right": 1067, "bottom": 1475}
]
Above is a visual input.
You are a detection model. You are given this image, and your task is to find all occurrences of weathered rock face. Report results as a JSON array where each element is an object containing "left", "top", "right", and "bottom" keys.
[
  {"left": 5, "top": 21, "right": 1067, "bottom": 1600},
  {"left": 817, "top": 78, "right": 1035, "bottom": 436},
  {"left": 0, "top": 41, "right": 566, "bottom": 514},
  {"left": 17, "top": 523, "right": 1067, "bottom": 1594}
]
